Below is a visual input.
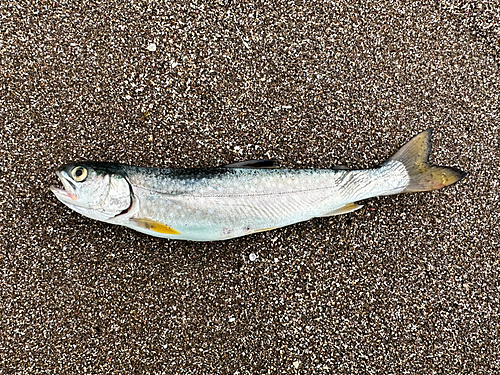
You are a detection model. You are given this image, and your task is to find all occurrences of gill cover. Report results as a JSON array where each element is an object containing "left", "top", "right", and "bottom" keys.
[{"left": 51, "top": 163, "right": 132, "bottom": 222}]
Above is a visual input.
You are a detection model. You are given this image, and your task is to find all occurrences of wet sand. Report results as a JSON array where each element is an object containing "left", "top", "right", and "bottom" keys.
[{"left": 1, "top": 1, "right": 499, "bottom": 373}]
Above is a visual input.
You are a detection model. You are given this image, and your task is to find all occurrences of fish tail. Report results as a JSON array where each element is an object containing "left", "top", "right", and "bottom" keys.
[{"left": 387, "top": 128, "right": 466, "bottom": 193}]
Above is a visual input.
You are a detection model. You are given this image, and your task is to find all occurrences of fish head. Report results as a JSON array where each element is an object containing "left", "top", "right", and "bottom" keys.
[{"left": 51, "top": 163, "right": 132, "bottom": 222}]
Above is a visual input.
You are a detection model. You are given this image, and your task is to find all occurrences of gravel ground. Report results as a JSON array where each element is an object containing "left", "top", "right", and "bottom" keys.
[{"left": 1, "top": 0, "right": 499, "bottom": 374}]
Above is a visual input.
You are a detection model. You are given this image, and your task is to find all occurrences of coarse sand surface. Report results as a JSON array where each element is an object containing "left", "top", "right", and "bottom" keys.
[{"left": 1, "top": 1, "right": 499, "bottom": 373}]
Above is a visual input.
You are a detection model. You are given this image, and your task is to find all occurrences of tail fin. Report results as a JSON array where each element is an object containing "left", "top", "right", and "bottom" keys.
[{"left": 388, "top": 128, "right": 466, "bottom": 193}]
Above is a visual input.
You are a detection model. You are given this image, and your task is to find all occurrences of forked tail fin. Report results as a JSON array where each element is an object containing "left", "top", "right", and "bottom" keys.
[{"left": 387, "top": 128, "right": 466, "bottom": 193}]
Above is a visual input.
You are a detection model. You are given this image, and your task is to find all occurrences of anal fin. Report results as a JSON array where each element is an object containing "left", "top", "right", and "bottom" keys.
[
  {"left": 253, "top": 227, "right": 278, "bottom": 233},
  {"left": 319, "top": 203, "right": 363, "bottom": 217}
]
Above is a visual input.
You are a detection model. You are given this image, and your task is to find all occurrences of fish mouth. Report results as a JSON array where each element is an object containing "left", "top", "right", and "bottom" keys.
[{"left": 50, "top": 171, "right": 78, "bottom": 202}]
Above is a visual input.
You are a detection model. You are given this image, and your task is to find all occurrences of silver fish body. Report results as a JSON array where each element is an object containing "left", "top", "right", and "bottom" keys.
[{"left": 51, "top": 129, "right": 465, "bottom": 241}]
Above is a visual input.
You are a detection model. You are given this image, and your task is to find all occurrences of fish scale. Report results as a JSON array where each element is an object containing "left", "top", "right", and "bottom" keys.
[{"left": 123, "top": 165, "right": 400, "bottom": 241}]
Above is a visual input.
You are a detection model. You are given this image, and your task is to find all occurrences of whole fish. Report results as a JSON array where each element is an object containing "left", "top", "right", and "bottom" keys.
[{"left": 51, "top": 129, "right": 465, "bottom": 241}]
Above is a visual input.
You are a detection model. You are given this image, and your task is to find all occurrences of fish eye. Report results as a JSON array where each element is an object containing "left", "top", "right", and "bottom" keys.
[{"left": 71, "top": 166, "right": 87, "bottom": 182}]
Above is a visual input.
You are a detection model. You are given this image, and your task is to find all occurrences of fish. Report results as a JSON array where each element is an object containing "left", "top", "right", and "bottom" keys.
[{"left": 51, "top": 128, "right": 466, "bottom": 241}]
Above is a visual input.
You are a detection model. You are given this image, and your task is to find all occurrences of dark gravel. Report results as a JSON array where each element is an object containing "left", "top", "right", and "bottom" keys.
[{"left": 1, "top": 0, "right": 499, "bottom": 374}]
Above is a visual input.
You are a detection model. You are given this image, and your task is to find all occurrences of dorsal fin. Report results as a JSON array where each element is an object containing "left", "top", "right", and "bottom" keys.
[
  {"left": 332, "top": 165, "right": 350, "bottom": 170},
  {"left": 222, "top": 160, "right": 277, "bottom": 169}
]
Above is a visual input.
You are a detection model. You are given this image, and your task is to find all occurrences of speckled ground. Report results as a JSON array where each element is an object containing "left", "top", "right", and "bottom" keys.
[{"left": 1, "top": 0, "right": 499, "bottom": 374}]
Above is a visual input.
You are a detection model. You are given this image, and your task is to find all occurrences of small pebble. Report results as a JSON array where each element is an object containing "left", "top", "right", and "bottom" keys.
[
  {"left": 146, "top": 43, "right": 157, "bottom": 52},
  {"left": 249, "top": 253, "right": 257, "bottom": 261}
]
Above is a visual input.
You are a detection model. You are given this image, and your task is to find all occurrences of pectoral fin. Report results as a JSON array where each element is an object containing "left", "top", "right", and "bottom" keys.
[
  {"left": 319, "top": 203, "right": 363, "bottom": 217},
  {"left": 130, "top": 218, "right": 181, "bottom": 235}
]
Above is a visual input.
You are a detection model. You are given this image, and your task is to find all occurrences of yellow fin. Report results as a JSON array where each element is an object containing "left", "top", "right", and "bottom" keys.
[
  {"left": 130, "top": 218, "right": 181, "bottom": 235},
  {"left": 388, "top": 128, "right": 466, "bottom": 192},
  {"left": 319, "top": 203, "right": 363, "bottom": 217},
  {"left": 254, "top": 227, "right": 277, "bottom": 233},
  {"left": 245, "top": 227, "right": 278, "bottom": 234}
]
